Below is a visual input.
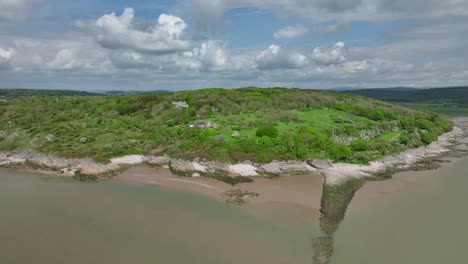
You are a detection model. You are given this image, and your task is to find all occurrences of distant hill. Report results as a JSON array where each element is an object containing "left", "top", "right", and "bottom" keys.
[
  {"left": 0, "top": 89, "right": 99, "bottom": 98},
  {"left": 0, "top": 89, "right": 173, "bottom": 98},
  {"left": 101, "top": 90, "right": 173, "bottom": 95},
  {"left": 343, "top": 87, "right": 468, "bottom": 106},
  {"left": 338, "top": 87, "right": 419, "bottom": 92}
]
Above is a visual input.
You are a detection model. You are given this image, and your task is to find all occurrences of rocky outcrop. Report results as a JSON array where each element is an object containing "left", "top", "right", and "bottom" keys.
[
  {"left": 258, "top": 161, "right": 317, "bottom": 175},
  {"left": 145, "top": 156, "right": 171, "bottom": 166},
  {"left": 0, "top": 150, "right": 320, "bottom": 179},
  {"left": 0, "top": 150, "right": 119, "bottom": 176},
  {"left": 322, "top": 126, "right": 465, "bottom": 185},
  {"left": 307, "top": 159, "right": 332, "bottom": 170}
]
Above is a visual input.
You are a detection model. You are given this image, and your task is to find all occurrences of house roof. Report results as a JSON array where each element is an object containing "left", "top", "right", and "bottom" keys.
[{"left": 189, "top": 120, "right": 214, "bottom": 126}]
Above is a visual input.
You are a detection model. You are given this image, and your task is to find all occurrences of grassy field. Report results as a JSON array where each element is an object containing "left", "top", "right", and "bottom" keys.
[{"left": 0, "top": 88, "right": 452, "bottom": 164}]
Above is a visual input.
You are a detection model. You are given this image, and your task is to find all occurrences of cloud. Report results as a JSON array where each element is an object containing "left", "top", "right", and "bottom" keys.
[
  {"left": 191, "top": 0, "right": 232, "bottom": 31},
  {"left": 255, "top": 44, "right": 308, "bottom": 70},
  {"left": 189, "top": 0, "right": 468, "bottom": 26},
  {"left": 315, "top": 0, "right": 363, "bottom": 12},
  {"left": 0, "top": 47, "right": 15, "bottom": 69},
  {"left": 377, "top": 0, "right": 468, "bottom": 17},
  {"left": 0, "top": 47, "right": 15, "bottom": 61},
  {"left": 311, "top": 42, "right": 347, "bottom": 65},
  {"left": 0, "top": 0, "right": 25, "bottom": 20},
  {"left": 1, "top": 36, "right": 113, "bottom": 73},
  {"left": 46, "top": 48, "right": 112, "bottom": 72},
  {"left": 1, "top": 0, "right": 467, "bottom": 91},
  {"left": 196, "top": 40, "right": 228, "bottom": 69},
  {"left": 93, "top": 8, "right": 191, "bottom": 54},
  {"left": 274, "top": 25, "right": 309, "bottom": 39},
  {"left": 176, "top": 40, "right": 246, "bottom": 72}
]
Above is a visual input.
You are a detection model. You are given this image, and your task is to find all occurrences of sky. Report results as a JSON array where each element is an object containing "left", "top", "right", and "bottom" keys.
[{"left": 0, "top": 0, "right": 467, "bottom": 91}]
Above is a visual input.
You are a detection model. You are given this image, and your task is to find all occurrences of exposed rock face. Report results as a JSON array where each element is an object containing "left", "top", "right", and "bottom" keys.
[
  {"left": 145, "top": 156, "right": 171, "bottom": 166},
  {"left": 229, "top": 164, "right": 259, "bottom": 176},
  {"left": 307, "top": 159, "right": 332, "bottom": 170},
  {"left": 169, "top": 159, "right": 197, "bottom": 174},
  {"left": 198, "top": 161, "right": 230, "bottom": 174},
  {"left": 259, "top": 161, "right": 317, "bottom": 175},
  {"left": 111, "top": 155, "right": 145, "bottom": 165},
  {"left": 0, "top": 150, "right": 118, "bottom": 176}
]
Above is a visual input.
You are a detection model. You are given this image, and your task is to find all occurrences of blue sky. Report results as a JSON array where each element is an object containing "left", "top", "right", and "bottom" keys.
[{"left": 0, "top": 0, "right": 467, "bottom": 91}]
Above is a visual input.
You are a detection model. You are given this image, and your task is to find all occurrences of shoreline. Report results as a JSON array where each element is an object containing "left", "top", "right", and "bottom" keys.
[
  {"left": 349, "top": 119, "right": 468, "bottom": 209},
  {"left": 0, "top": 122, "right": 463, "bottom": 184},
  {"left": 0, "top": 118, "right": 465, "bottom": 213}
]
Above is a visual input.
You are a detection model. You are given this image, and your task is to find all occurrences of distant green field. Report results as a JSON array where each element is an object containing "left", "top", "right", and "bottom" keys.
[
  {"left": 398, "top": 103, "right": 468, "bottom": 116},
  {"left": 343, "top": 87, "right": 468, "bottom": 117},
  {"left": 0, "top": 88, "right": 452, "bottom": 164}
]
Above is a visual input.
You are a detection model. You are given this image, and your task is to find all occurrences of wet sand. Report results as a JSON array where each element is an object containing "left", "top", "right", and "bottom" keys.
[
  {"left": 348, "top": 163, "right": 446, "bottom": 209},
  {"left": 116, "top": 166, "right": 323, "bottom": 218}
]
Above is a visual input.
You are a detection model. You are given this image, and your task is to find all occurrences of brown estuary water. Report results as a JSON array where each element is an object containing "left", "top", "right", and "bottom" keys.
[
  {"left": 0, "top": 168, "right": 320, "bottom": 264},
  {"left": 1, "top": 122, "right": 467, "bottom": 264},
  {"left": 331, "top": 155, "right": 468, "bottom": 264}
]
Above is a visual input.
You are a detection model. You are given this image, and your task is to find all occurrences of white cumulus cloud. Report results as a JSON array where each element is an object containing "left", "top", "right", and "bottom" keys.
[
  {"left": 311, "top": 41, "right": 347, "bottom": 65},
  {"left": 274, "top": 25, "right": 309, "bottom": 39},
  {"left": 4, "top": 37, "right": 113, "bottom": 73},
  {"left": 255, "top": 44, "right": 309, "bottom": 70},
  {"left": 0, "top": 47, "right": 15, "bottom": 69},
  {"left": 176, "top": 40, "right": 231, "bottom": 71},
  {"left": 94, "top": 8, "right": 191, "bottom": 54},
  {"left": 0, "top": 47, "right": 15, "bottom": 61}
]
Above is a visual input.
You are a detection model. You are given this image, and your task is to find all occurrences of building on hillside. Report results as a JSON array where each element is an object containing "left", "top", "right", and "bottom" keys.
[
  {"left": 188, "top": 120, "right": 215, "bottom": 128},
  {"left": 172, "top": 101, "right": 189, "bottom": 109}
]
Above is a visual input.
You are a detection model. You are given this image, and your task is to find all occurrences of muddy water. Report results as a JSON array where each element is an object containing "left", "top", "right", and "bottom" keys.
[
  {"left": 331, "top": 156, "right": 468, "bottom": 263},
  {"left": 0, "top": 169, "right": 320, "bottom": 264}
]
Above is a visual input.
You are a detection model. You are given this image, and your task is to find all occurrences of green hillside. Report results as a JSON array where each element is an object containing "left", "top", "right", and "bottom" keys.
[
  {"left": 343, "top": 87, "right": 468, "bottom": 115},
  {"left": 0, "top": 89, "right": 98, "bottom": 97},
  {"left": 0, "top": 88, "right": 452, "bottom": 164},
  {"left": 343, "top": 87, "right": 468, "bottom": 105}
]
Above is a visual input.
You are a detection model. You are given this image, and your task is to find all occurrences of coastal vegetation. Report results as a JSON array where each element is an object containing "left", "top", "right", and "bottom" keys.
[{"left": 0, "top": 88, "right": 452, "bottom": 165}]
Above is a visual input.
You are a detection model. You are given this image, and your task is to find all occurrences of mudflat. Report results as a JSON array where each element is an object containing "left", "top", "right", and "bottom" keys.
[{"left": 116, "top": 166, "right": 323, "bottom": 218}]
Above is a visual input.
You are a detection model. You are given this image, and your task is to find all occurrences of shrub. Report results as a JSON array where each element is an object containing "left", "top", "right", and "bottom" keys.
[
  {"left": 415, "top": 117, "right": 435, "bottom": 131},
  {"left": 350, "top": 139, "right": 369, "bottom": 151},
  {"left": 420, "top": 131, "right": 437, "bottom": 145},
  {"left": 256, "top": 125, "right": 278, "bottom": 138},
  {"left": 399, "top": 134, "right": 410, "bottom": 145},
  {"left": 370, "top": 108, "right": 397, "bottom": 121},
  {"left": 329, "top": 143, "right": 352, "bottom": 160}
]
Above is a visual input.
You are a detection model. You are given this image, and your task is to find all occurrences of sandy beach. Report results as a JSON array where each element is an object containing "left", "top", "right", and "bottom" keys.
[{"left": 116, "top": 166, "right": 323, "bottom": 218}]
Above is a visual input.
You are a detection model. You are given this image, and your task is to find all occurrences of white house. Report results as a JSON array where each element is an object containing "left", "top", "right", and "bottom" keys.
[
  {"left": 172, "top": 101, "right": 189, "bottom": 109},
  {"left": 188, "top": 121, "right": 215, "bottom": 128}
]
